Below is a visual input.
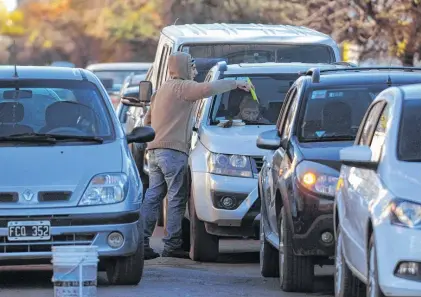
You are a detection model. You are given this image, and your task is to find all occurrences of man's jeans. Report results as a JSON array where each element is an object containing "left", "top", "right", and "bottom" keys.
[{"left": 141, "top": 148, "right": 188, "bottom": 252}]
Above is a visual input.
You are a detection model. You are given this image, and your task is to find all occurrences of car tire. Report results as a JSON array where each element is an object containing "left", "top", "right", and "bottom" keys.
[
  {"left": 106, "top": 222, "right": 144, "bottom": 286},
  {"left": 260, "top": 205, "right": 279, "bottom": 277},
  {"left": 189, "top": 184, "right": 219, "bottom": 262},
  {"left": 367, "top": 234, "right": 385, "bottom": 297},
  {"left": 335, "top": 227, "right": 365, "bottom": 297},
  {"left": 279, "top": 207, "right": 314, "bottom": 292}
]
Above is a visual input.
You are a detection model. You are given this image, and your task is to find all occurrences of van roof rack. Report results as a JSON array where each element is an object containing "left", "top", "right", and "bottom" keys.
[{"left": 304, "top": 66, "right": 421, "bottom": 84}]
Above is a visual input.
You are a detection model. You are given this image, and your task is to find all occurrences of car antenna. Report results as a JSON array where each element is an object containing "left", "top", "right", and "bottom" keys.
[
  {"left": 11, "top": 39, "right": 18, "bottom": 78},
  {"left": 173, "top": 18, "right": 179, "bottom": 25},
  {"left": 387, "top": 59, "right": 392, "bottom": 86}
]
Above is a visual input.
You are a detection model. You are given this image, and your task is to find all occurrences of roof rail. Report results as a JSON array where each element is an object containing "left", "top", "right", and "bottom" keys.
[
  {"left": 331, "top": 61, "right": 358, "bottom": 67},
  {"left": 217, "top": 61, "right": 228, "bottom": 73},
  {"left": 303, "top": 68, "right": 320, "bottom": 83},
  {"left": 301, "top": 66, "right": 421, "bottom": 83},
  {"left": 319, "top": 66, "right": 421, "bottom": 74}
]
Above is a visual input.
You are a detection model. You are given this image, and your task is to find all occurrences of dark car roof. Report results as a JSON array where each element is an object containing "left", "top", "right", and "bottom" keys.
[{"left": 303, "top": 68, "right": 421, "bottom": 88}]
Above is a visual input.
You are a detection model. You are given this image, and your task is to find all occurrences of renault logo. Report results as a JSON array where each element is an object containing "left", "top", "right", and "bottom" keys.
[{"left": 22, "top": 189, "right": 34, "bottom": 201}]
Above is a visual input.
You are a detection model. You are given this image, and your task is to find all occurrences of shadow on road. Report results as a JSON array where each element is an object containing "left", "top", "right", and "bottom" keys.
[{"left": 217, "top": 251, "right": 259, "bottom": 263}]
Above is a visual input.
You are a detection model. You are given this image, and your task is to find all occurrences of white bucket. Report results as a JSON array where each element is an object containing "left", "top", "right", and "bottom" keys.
[{"left": 51, "top": 246, "right": 99, "bottom": 297}]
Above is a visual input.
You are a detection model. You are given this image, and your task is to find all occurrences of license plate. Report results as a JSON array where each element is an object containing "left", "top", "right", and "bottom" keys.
[{"left": 7, "top": 221, "right": 51, "bottom": 241}]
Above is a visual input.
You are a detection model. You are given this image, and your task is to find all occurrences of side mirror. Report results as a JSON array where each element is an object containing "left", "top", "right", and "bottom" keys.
[
  {"left": 256, "top": 129, "right": 281, "bottom": 150},
  {"left": 139, "top": 80, "right": 152, "bottom": 103},
  {"left": 121, "top": 96, "right": 144, "bottom": 107},
  {"left": 127, "top": 126, "right": 155, "bottom": 144},
  {"left": 339, "top": 145, "right": 378, "bottom": 169}
]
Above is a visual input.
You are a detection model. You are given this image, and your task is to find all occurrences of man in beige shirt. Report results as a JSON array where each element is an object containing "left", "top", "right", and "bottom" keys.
[{"left": 142, "top": 52, "right": 251, "bottom": 259}]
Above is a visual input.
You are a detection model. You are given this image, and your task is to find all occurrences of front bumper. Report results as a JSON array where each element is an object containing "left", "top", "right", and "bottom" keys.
[
  {"left": 375, "top": 224, "right": 421, "bottom": 296},
  {"left": 291, "top": 183, "right": 335, "bottom": 256},
  {"left": 0, "top": 210, "right": 141, "bottom": 264},
  {"left": 191, "top": 172, "right": 260, "bottom": 237}
]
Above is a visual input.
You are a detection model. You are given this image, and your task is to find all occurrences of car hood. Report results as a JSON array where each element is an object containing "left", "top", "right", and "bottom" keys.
[
  {"left": 298, "top": 141, "right": 354, "bottom": 171},
  {"left": 199, "top": 125, "right": 275, "bottom": 156},
  {"left": 0, "top": 141, "right": 122, "bottom": 208}
]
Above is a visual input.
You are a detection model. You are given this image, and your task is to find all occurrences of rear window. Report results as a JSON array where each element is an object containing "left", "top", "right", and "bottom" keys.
[
  {"left": 181, "top": 44, "right": 334, "bottom": 82},
  {"left": 0, "top": 80, "right": 114, "bottom": 140},
  {"left": 211, "top": 75, "right": 298, "bottom": 125},
  {"left": 397, "top": 100, "right": 421, "bottom": 161}
]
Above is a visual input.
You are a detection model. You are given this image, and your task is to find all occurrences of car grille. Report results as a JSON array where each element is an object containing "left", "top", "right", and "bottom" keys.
[
  {"left": 0, "top": 233, "right": 96, "bottom": 253},
  {"left": 38, "top": 191, "right": 72, "bottom": 202},
  {"left": 0, "top": 193, "right": 18, "bottom": 203},
  {"left": 251, "top": 156, "right": 264, "bottom": 172},
  {"left": 0, "top": 192, "right": 72, "bottom": 203}
]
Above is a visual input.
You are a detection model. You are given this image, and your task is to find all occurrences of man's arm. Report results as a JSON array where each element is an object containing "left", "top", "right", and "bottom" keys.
[{"left": 180, "top": 80, "right": 251, "bottom": 102}]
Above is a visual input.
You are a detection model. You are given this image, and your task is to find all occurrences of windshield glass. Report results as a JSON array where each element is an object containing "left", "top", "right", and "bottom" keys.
[
  {"left": 182, "top": 44, "right": 334, "bottom": 82},
  {"left": 398, "top": 100, "right": 421, "bottom": 161},
  {"left": 0, "top": 80, "right": 114, "bottom": 140},
  {"left": 299, "top": 86, "right": 383, "bottom": 141},
  {"left": 211, "top": 75, "right": 298, "bottom": 125},
  {"left": 93, "top": 70, "right": 148, "bottom": 91}
]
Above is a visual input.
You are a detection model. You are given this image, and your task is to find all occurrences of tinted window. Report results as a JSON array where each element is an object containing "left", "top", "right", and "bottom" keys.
[
  {"left": 398, "top": 100, "right": 421, "bottom": 161},
  {"left": 299, "top": 86, "right": 383, "bottom": 141},
  {"left": 211, "top": 75, "right": 298, "bottom": 125},
  {"left": 0, "top": 80, "right": 113, "bottom": 140},
  {"left": 359, "top": 103, "right": 385, "bottom": 146},
  {"left": 182, "top": 44, "right": 334, "bottom": 82}
]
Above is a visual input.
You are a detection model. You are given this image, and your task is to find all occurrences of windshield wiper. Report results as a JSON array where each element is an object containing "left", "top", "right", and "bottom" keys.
[
  {"left": 0, "top": 134, "right": 57, "bottom": 143},
  {"left": 5, "top": 133, "right": 104, "bottom": 143},
  {"left": 305, "top": 133, "right": 355, "bottom": 141}
]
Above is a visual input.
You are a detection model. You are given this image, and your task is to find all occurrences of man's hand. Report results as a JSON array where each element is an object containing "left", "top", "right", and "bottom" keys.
[{"left": 236, "top": 80, "right": 253, "bottom": 92}]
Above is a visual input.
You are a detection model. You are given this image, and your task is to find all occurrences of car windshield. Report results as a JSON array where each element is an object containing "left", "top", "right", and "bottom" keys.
[
  {"left": 182, "top": 44, "right": 334, "bottom": 82},
  {"left": 0, "top": 80, "right": 113, "bottom": 140},
  {"left": 398, "top": 100, "right": 421, "bottom": 161},
  {"left": 93, "top": 70, "right": 148, "bottom": 91},
  {"left": 211, "top": 75, "right": 298, "bottom": 125},
  {"left": 299, "top": 86, "right": 383, "bottom": 141}
]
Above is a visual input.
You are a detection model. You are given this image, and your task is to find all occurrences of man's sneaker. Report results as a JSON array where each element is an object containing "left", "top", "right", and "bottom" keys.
[
  {"left": 144, "top": 246, "right": 160, "bottom": 260},
  {"left": 161, "top": 248, "right": 189, "bottom": 259}
]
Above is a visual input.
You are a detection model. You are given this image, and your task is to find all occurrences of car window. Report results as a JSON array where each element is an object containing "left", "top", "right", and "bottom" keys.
[
  {"left": 0, "top": 80, "right": 113, "bottom": 140},
  {"left": 298, "top": 86, "right": 383, "bottom": 142},
  {"left": 281, "top": 88, "right": 299, "bottom": 139},
  {"left": 397, "top": 100, "right": 421, "bottom": 161},
  {"left": 370, "top": 104, "right": 389, "bottom": 161},
  {"left": 93, "top": 70, "right": 147, "bottom": 92},
  {"left": 358, "top": 102, "right": 385, "bottom": 146},
  {"left": 210, "top": 75, "right": 297, "bottom": 125},
  {"left": 182, "top": 44, "right": 335, "bottom": 82}
]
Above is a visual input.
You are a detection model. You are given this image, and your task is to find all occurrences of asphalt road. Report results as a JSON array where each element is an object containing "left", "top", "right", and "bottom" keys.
[{"left": 0, "top": 227, "right": 334, "bottom": 297}]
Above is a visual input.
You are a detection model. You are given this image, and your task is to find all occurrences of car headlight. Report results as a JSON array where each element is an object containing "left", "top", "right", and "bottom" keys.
[
  {"left": 390, "top": 199, "right": 421, "bottom": 228},
  {"left": 295, "top": 160, "right": 339, "bottom": 197},
  {"left": 79, "top": 173, "right": 129, "bottom": 206},
  {"left": 207, "top": 153, "right": 253, "bottom": 178}
]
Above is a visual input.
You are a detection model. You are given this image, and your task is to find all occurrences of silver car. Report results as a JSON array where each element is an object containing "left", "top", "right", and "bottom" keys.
[
  {"left": 0, "top": 66, "right": 154, "bottom": 285},
  {"left": 335, "top": 83, "right": 421, "bottom": 297}
]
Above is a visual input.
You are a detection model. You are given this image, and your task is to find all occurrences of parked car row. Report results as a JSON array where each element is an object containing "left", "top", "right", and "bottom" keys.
[
  {"left": 85, "top": 22, "right": 421, "bottom": 296},
  {"left": 257, "top": 66, "right": 421, "bottom": 296}
]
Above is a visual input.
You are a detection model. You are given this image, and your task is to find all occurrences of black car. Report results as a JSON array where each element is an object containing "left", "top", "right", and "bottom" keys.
[{"left": 256, "top": 67, "right": 421, "bottom": 293}]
